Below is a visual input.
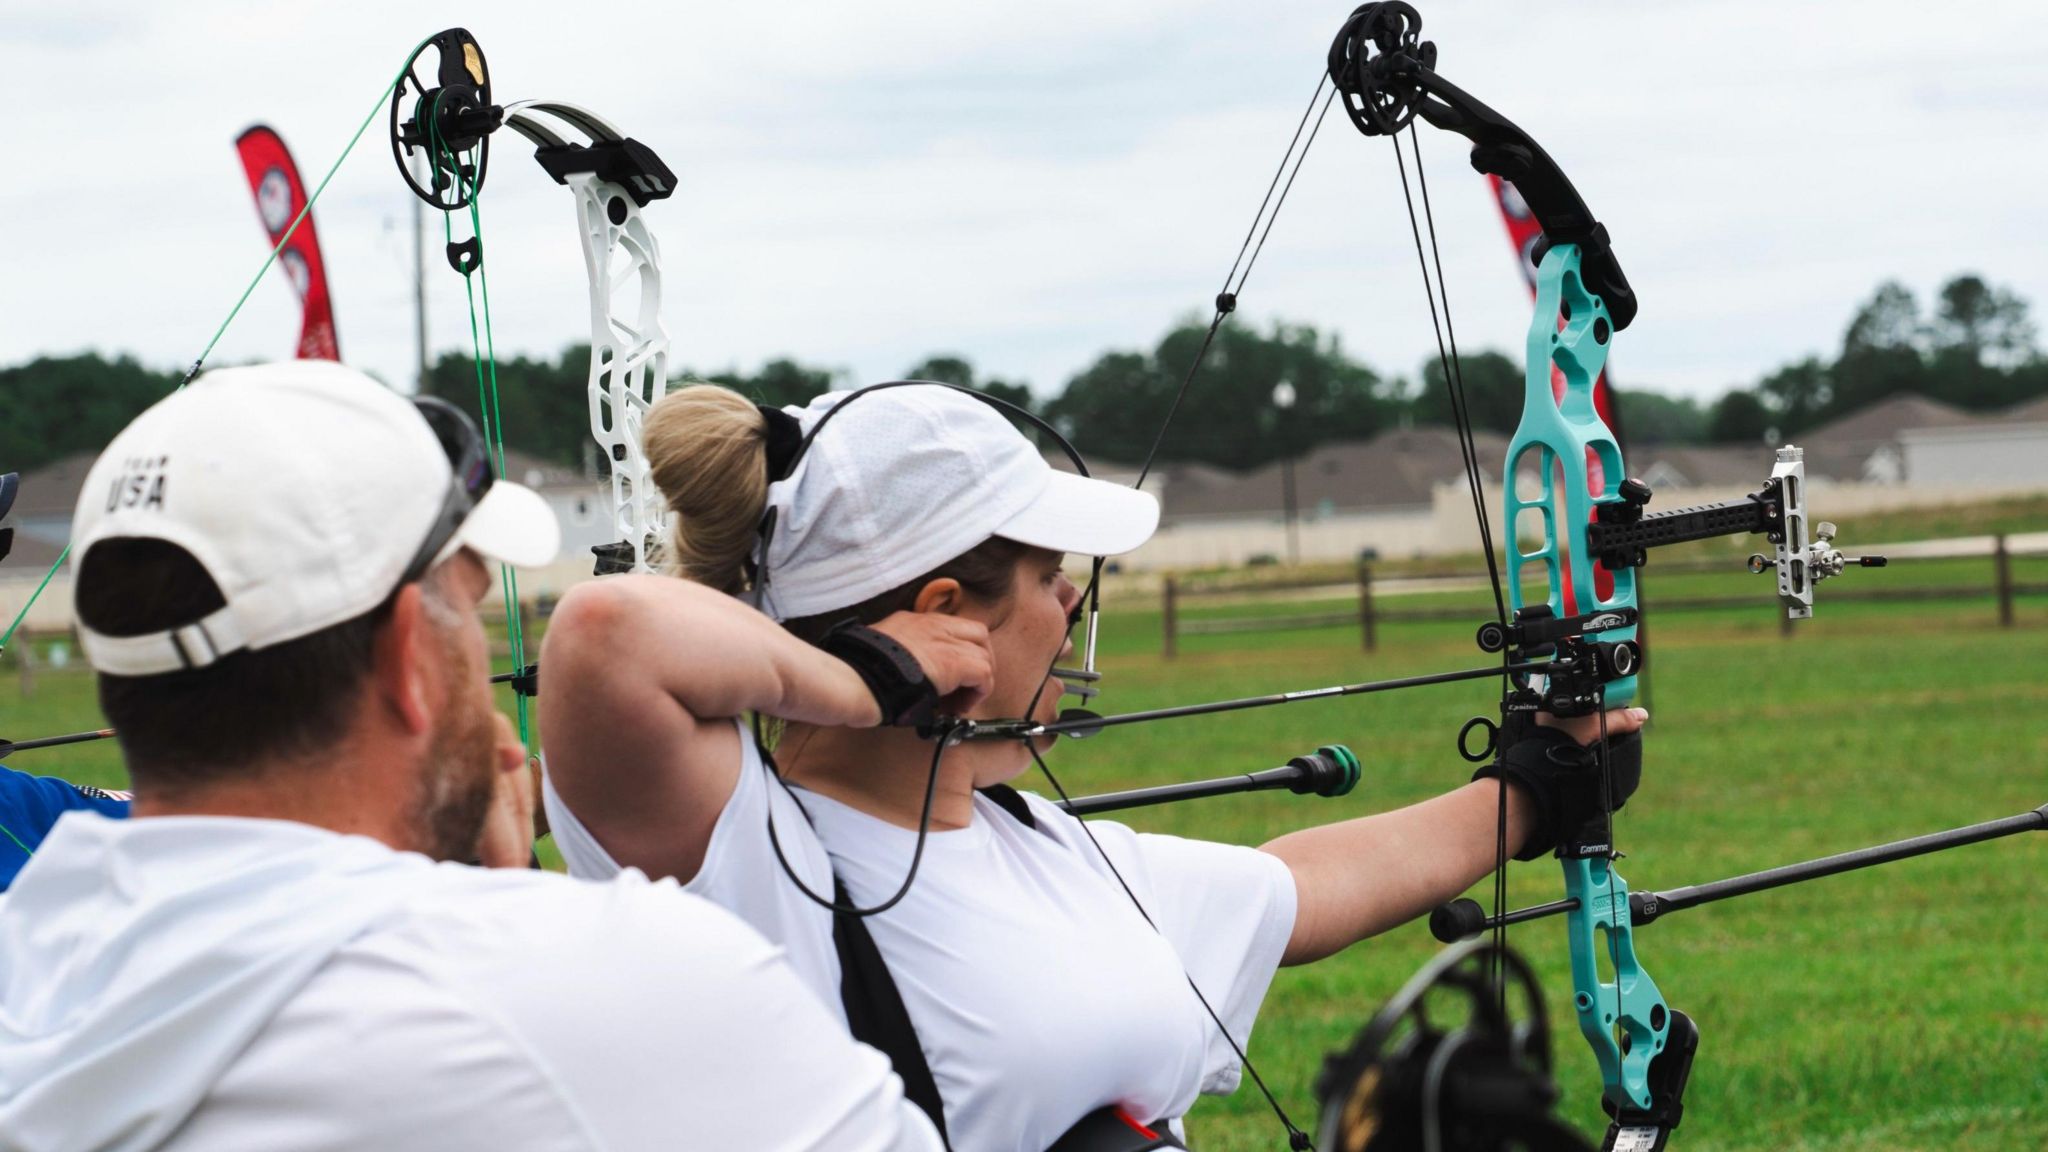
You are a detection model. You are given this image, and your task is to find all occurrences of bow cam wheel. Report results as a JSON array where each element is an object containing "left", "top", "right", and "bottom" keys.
[
  {"left": 1315, "top": 939, "right": 1593, "bottom": 1152},
  {"left": 389, "top": 28, "right": 502, "bottom": 209},
  {"left": 1327, "top": 2, "right": 1438, "bottom": 137}
]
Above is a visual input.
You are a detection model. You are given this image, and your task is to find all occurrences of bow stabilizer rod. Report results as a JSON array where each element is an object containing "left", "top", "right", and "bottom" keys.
[
  {"left": 1059, "top": 744, "right": 1361, "bottom": 816},
  {"left": 1433, "top": 803, "right": 2048, "bottom": 941},
  {"left": 0, "top": 728, "right": 118, "bottom": 760}
]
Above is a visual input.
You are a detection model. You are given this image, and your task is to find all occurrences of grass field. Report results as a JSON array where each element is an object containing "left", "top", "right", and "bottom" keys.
[{"left": 3, "top": 539, "right": 2044, "bottom": 1150}]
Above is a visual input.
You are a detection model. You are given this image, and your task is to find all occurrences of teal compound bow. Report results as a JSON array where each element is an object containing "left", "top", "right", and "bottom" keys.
[
  {"left": 1319, "top": 6, "right": 1903, "bottom": 1149},
  {"left": 953, "top": 5, "right": 1903, "bottom": 1149}
]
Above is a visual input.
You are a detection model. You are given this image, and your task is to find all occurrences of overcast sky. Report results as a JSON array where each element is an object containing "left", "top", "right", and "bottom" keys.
[{"left": 5, "top": 1, "right": 2046, "bottom": 405}]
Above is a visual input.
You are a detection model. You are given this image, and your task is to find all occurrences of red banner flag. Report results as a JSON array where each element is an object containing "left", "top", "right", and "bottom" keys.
[
  {"left": 234, "top": 125, "right": 339, "bottom": 361},
  {"left": 1489, "top": 173, "right": 1623, "bottom": 601}
]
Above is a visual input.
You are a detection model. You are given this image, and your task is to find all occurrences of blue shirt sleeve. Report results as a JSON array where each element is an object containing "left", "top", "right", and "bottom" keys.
[{"left": 0, "top": 763, "right": 132, "bottom": 891}]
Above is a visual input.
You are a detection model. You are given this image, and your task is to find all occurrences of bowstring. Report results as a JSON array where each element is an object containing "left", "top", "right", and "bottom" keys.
[
  {"left": 1020, "top": 75, "right": 1338, "bottom": 797},
  {"left": 998, "top": 74, "right": 1342, "bottom": 1152},
  {"left": 429, "top": 101, "right": 532, "bottom": 748},
  {"left": 1386, "top": 125, "right": 1517, "bottom": 1010},
  {"left": 1132, "top": 78, "right": 1336, "bottom": 490},
  {"left": 1028, "top": 741, "right": 1314, "bottom": 1149},
  {"left": 0, "top": 36, "right": 437, "bottom": 658}
]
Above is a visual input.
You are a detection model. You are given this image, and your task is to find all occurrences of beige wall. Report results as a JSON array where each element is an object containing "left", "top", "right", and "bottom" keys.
[
  {"left": 9, "top": 476, "right": 2047, "bottom": 633},
  {"left": 1123, "top": 475, "right": 2048, "bottom": 574}
]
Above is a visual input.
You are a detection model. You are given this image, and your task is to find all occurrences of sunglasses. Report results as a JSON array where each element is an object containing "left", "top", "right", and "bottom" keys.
[{"left": 395, "top": 396, "right": 495, "bottom": 587}]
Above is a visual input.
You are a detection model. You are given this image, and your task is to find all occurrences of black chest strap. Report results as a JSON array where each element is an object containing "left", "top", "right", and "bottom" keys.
[
  {"left": 830, "top": 786, "right": 1038, "bottom": 1147},
  {"left": 979, "top": 782, "right": 1037, "bottom": 829},
  {"left": 832, "top": 877, "right": 952, "bottom": 1147}
]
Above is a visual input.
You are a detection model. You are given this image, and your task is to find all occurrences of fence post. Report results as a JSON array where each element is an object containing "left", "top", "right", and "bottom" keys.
[
  {"left": 1779, "top": 601, "right": 1794, "bottom": 639},
  {"left": 1995, "top": 533, "right": 2014, "bottom": 628},
  {"left": 1162, "top": 576, "right": 1179, "bottom": 660},
  {"left": 1357, "top": 561, "right": 1377, "bottom": 652}
]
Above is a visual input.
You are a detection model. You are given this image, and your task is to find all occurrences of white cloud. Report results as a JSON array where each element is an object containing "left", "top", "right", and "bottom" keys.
[{"left": 3, "top": 0, "right": 2044, "bottom": 404}]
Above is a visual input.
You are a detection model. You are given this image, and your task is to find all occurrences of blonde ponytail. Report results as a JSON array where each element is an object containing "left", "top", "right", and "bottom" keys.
[{"left": 642, "top": 383, "right": 770, "bottom": 594}]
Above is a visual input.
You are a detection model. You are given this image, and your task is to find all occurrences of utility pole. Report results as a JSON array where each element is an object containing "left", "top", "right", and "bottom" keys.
[
  {"left": 1272, "top": 380, "right": 1300, "bottom": 565},
  {"left": 412, "top": 148, "right": 429, "bottom": 393}
]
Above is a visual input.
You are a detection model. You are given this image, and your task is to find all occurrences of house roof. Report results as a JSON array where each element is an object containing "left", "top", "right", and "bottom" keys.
[
  {"left": 1, "top": 532, "right": 67, "bottom": 575},
  {"left": 1998, "top": 394, "right": 2048, "bottom": 424},
  {"left": 1156, "top": 426, "right": 1506, "bottom": 522},
  {"left": 8, "top": 453, "right": 98, "bottom": 519},
  {"left": 497, "top": 448, "right": 588, "bottom": 493},
  {"left": 1632, "top": 445, "right": 1767, "bottom": 490},
  {"left": 1793, "top": 393, "right": 1975, "bottom": 480}
]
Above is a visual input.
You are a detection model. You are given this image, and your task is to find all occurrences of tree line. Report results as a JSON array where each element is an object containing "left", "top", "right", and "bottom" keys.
[{"left": 5, "top": 274, "right": 2042, "bottom": 478}]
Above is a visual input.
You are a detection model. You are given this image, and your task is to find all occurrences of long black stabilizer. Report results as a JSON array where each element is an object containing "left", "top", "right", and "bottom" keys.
[{"left": 1433, "top": 803, "right": 2048, "bottom": 941}]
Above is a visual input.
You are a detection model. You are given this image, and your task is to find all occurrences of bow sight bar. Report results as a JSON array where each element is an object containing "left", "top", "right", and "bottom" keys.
[
  {"left": 1584, "top": 447, "right": 1888, "bottom": 621},
  {"left": 1476, "top": 443, "right": 1889, "bottom": 718},
  {"left": 1477, "top": 445, "right": 1890, "bottom": 720}
]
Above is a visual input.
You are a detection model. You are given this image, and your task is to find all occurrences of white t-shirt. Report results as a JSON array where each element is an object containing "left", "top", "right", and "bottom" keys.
[
  {"left": 0, "top": 813, "right": 941, "bottom": 1152},
  {"left": 544, "top": 721, "right": 1298, "bottom": 1151}
]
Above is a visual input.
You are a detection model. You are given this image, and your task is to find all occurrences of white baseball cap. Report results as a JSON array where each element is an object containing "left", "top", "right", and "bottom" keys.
[
  {"left": 72, "top": 360, "right": 561, "bottom": 676},
  {"left": 749, "top": 384, "right": 1159, "bottom": 621}
]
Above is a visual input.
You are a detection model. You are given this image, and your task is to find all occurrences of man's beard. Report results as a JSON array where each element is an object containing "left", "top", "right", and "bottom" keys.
[{"left": 409, "top": 629, "right": 498, "bottom": 863}]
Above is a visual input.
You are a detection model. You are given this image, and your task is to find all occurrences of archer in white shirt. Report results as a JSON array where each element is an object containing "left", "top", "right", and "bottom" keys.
[
  {"left": 539, "top": 383, "right": 1647, "bottom": 1149},
  {"left": 0, "top": 365, "right": 942, "bottom": 1152}
]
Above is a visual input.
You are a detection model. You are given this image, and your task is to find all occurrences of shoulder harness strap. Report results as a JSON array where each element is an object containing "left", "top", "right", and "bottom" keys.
[
  {"left": 978, "top": 782, "right": 1037, "bottom": 829},
  {"left": 832, "top": 879, "right": 952, "bottom": 1148},
  {"left": 829, "top": 784, "right": 1044, "bottom": 1149}
]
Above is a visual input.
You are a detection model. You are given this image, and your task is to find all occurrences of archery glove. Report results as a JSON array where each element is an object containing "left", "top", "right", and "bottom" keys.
[
  {"left": 1474, "top": 720, "right": 1642, "bottom": 861},
  {"left": 819, "top": 619, "right": 941, "bottom": 729}
]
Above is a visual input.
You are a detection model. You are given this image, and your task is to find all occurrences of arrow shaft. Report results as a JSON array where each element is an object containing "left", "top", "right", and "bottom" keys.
[{"left": 970, "top": 659, "right": 1551, "bottom": 741}]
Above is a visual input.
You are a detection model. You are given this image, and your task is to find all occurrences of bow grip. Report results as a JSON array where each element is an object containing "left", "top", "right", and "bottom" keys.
[{"left": 1504, "top": 242, "right": 1638, "bottom": 706}]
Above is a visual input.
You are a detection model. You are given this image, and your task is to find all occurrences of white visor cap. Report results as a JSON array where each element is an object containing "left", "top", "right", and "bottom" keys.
[
  {"left": 751, "top": 385, "right": 1159, "bottom": 622},
  {"left": 72, "top": 360, "right": 561, "bottom": 676}
]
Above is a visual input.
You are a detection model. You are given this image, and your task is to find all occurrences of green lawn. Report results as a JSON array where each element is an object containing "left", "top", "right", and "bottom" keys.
[
  {"left": 1081, "top": 592, "right": 2048, "bottom": 1151},
  {"left": 3, "top": 563, "right": 2044, "bottom": 1150}
]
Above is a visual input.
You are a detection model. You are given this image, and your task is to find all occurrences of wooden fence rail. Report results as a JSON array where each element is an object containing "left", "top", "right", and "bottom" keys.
[{"left": 1161, "top": 533, "right": 2047, "bottom": 658}]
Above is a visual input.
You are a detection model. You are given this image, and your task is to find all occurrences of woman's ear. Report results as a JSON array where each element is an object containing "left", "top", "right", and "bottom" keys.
[{"left": 911, "top": 577, "right": 965, "bottom": 616}]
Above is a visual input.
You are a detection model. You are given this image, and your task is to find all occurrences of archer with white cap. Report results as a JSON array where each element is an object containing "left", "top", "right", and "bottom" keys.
[
  {"left": 0, "top": 361, "right": 943, "bottom": 1152},
  {"left": 538, "top": 381, "right": 1650, "bottom": 1150}
]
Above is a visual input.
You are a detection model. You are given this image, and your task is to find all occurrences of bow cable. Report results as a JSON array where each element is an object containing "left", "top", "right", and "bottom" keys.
[
  {"left": 1384, "top": 123, "right": 1525, "bottom": 1006},
  {"left": 958, "top": 73, "right": 1347, "bottom": 1152},
  {"left": 426, "top": 98, "right": 533, "bottom": 745},
  {"left": 1392, "top": 122, "right": 1631, "bottom": 1052}
]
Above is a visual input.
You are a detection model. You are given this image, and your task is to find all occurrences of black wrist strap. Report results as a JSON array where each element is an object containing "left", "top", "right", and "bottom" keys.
[
  {"left": 819, "top": 619, "right": 939, "bottom": 728},
  {"left": 1475, "top": 727, "right": 1590, "bottom": 861}
]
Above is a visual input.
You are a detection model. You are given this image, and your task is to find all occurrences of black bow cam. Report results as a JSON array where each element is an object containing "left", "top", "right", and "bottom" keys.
[
  {"left": 1327, "top": 2, "right": 1636, "bottom": 331},
  {"left": 390, "top": 29, "right": 504, "bottom": 212}
]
